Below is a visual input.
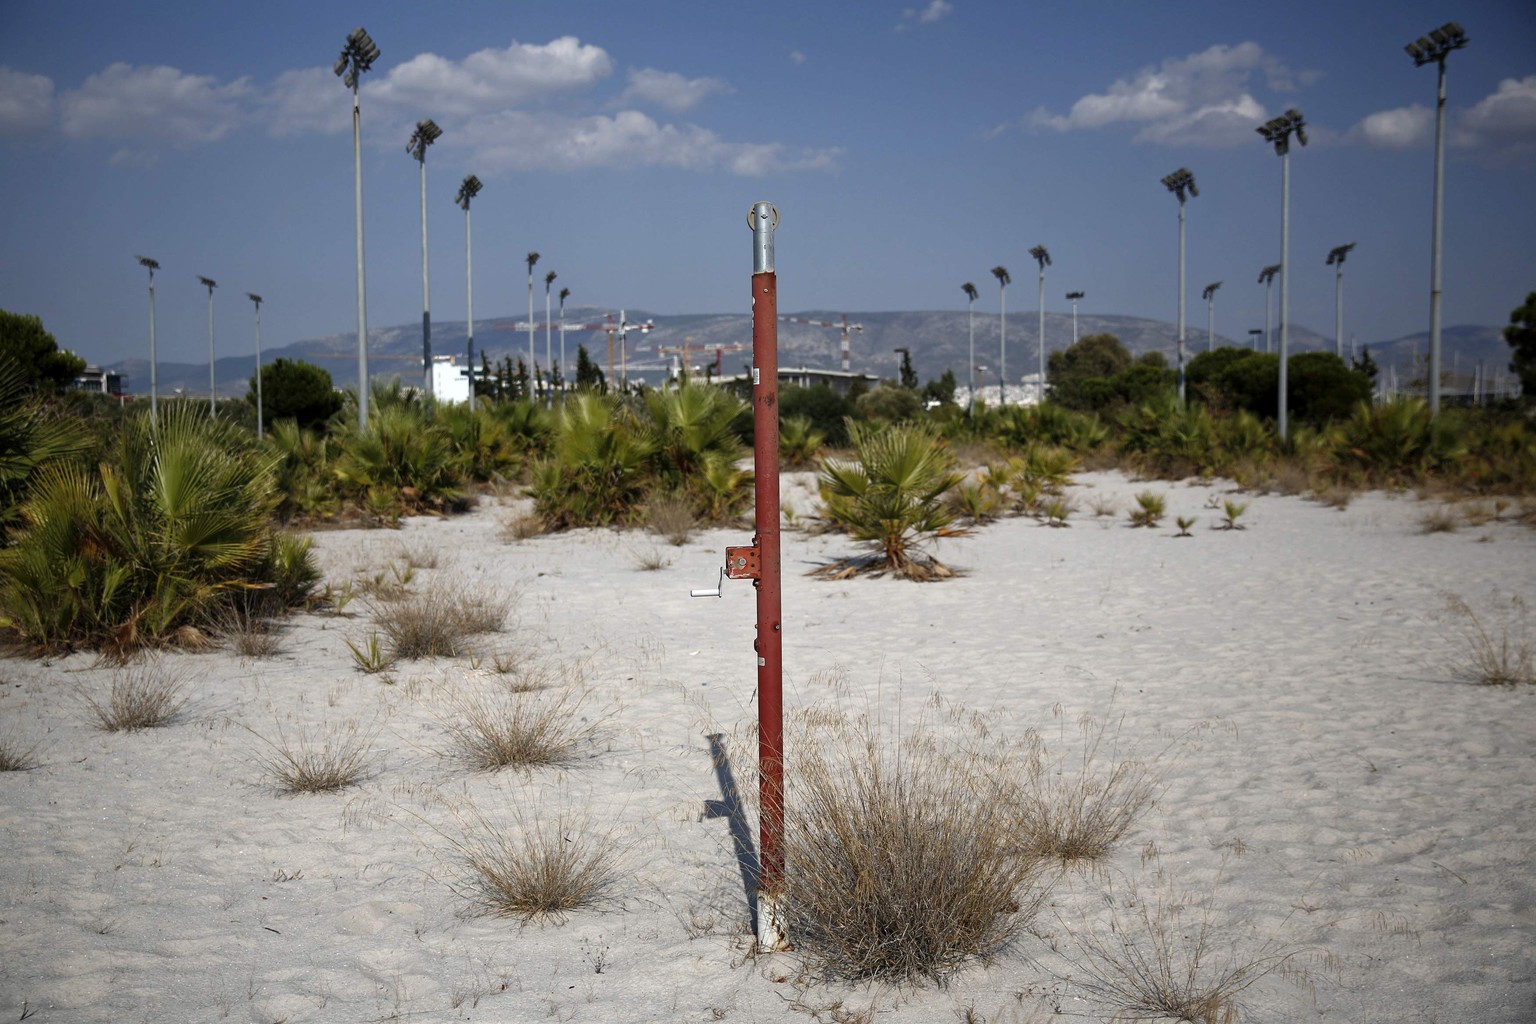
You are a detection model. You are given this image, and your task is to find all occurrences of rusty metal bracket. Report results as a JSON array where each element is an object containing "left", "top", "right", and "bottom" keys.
[{"left": 724, "top": 544, "right": 761, "bottom": 581}]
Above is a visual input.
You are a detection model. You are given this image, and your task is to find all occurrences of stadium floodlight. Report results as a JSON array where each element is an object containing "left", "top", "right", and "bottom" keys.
[
  {"left": 1202, "top": 281, "right": 1222, "bottom": 353},
  {"left": 408, "top": 119, "right": 442, "bottom": 401},
  {"left": 246, "top": 293, "right": 265, "bottom": 440},
  {"left": 455, "top": 174, "right": 482, "bottom": 412},
  {"left": 1065, "top": 291, "right": 1085, "bottom": 345},
  {"left": 1162, "top": 167, "right": 1198, "bottom": 403},
  {"left": 335, "top": 25, "right": 380, "bottom": 429},
  {"left": 961, "top": 282, "right": 979, "bottom": 415},
  {"left": 1257, "top": 109, "right": 1307, "bottom": 440},
  {"left": 1258, "top": 263, "right": 1281, "bottom": 354},
  {"left": 136, "top": 255, "right": 161, "bottom": 425},
  {"left": 1248, "top": 328, "right": 1262, "bottom": 350},
  {"left": 526, "top": 252, "right": 540, "bottom": 399},
  {"left": 991, "top": 266, "right": 1010, "bottom": 407},
  {"left": 1030, "top": 246, "right": 1051, "bottom": 400},
  {"left": 544, "top": 270, "right": 557, "bottom": 400},
  {"left": 197, "top": 276, "right": 218, "bottom": 417},
  {"left": 1326, "top": 243, "right": 1357, "bottom": 360},
  {"left": 1406, "top": 22, "right": 1467, "bottom": 415},
  {"left": 558, "top": 285, "right": 571, "bottom": 392}
]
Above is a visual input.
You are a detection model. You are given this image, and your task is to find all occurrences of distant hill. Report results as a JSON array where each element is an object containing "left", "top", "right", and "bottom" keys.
[{"left": 106, "top": 306, "right": 1514, "bottom": 398}]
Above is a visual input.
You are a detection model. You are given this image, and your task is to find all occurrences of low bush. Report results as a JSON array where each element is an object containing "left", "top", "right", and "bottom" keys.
[
  {"left": 447, "top": 806, "right": 622, "bottom": 922},
  {"left": 255, "top": 720, "right": 376, "bottom": 793},
  {"left": 372, "top": 585, "right": 510, "bottom": 660},
  {"left": 79, "top": 663, "right": 188, "bottom": 731}
]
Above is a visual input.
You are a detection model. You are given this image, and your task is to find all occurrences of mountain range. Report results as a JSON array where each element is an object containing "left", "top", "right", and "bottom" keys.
[{"left": 104, "top": 307, "right": 1515, "bottom": 398}]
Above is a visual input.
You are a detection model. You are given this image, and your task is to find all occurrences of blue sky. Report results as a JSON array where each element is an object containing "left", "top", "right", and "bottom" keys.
[{"left": 2, "top": 0, "right": 1534, "bottom": 371}]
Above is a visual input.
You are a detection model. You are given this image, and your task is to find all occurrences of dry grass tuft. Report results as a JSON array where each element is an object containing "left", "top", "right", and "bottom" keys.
[
  {"left": 1418, "top": 504, "right": 1460, "bottom": 534},
  {"left": 0, "top": 730, "right": 41, "bottom": 771},
  {"left": 632, "top": 547, "right": 672, "bottom": 572},
  {"left": 501, "top": 510, "right": 547, "bottom": 542},
  {"left": 445, "top": 687, "right": 599, "bottom": 772},
  {"left": 373, "top": 585, "right": 511, "bottom": 660},
  {"left": 254, "top": 719, "right": 376, "bottom": 793},
  {"left": 1085, "top": 492, "right": 1120, "bottom": 518},
  {"left": 1017, "top": 711, "right": 1163, "bottom": 866},
  {"left": 447, "top": 806, "right": 623, "bottom": 922},
  {"left": 220, "top": 605, "right": 283, "bottom": 659},
  {"left": 1446, "top": 593, "right": 1533, "bottom": 686},
  {"left": 79, "top": 663, "right": 189, "bottom": 732},
  {"left": 781, "top": 707, "right": 1051, "bottom": 983},
  {"left": 1047, "top": 868, "right": 1296, "bottom": 1023},
  {"left": 645, "top": 492, "right": 696, "bottom": 546}
]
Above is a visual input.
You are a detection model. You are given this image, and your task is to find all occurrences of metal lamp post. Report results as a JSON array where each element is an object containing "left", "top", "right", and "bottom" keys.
[
  {"left": 961, "top": 282, "right": 978, "bottom": 415},
  {"left": 246, "top": 293, "right": 264, "bottom": 440},
  {"left": 455, "top": 174, "right": 482, "bottom": 412},
  {"left": 1030, "top": 245, "right": 1051, "bottom": 402},
  {"left": 1258, "top": 263, "right": 1281, "bottom": 355},
  {"left": 544, "top": 270, "right": 556, "bottom": 398},
  {"left": 335, "top": 26, "right": 380, "bottom": 430},
  {"left": 1202, "top": 281, "right": 1222, "bottom": 352},
  {"left": 558, "top": 286, "right": 571, "bottom": 394},
  {"left": 1257, "top": 108, "right": 1308, "bottom": 442},
  {"left": 991, "top": 266, "right": 1010, "bottom": 407},
  {"left": 525, "top": 251, "right": 540, "bottom": 400},
  {"left": 135, "top": 255, "right": 160, "bottom": 425},
  {"left": 408, "top": 118, "right": 442, "bottom": 401},
  {"left": 197, "top": 276, "right": 218, "bottom": 417},
  {"left": 1326, "top": 243, "right": 1356, "bottom": 360},
  {"left": 1407, "top": 21, "right": 1467, "bottom": 415},
  {"left": 1248, "top": 328, "right": 1262, "bottom": 351},
  {"left": 1066, "top": 290, "right": 1084, "bottom": 345},
  {"left": 1161, "top": 167, "right": 1197, "bottom": 405}
]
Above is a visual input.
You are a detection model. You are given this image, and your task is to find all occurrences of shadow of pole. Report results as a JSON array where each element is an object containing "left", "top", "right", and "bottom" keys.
[{"left": 703, "top": 733, "right": 761, "bottom": 934}]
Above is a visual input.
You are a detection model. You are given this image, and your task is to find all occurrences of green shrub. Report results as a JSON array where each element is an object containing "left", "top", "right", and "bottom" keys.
[
  {"left": 253, "top": 358, "right": 343, "bottom": 431},
  {"left": 529, "top": 394, "right": 655, "bottom": 530},
  {"left": 0, "top": 357, "right": 91, "bottom": 541},
  {"left": 332, "top": 403, "right": 469, "bottom": 519},
  {"left": 0, "top": 404, "right": 316, "bottom": 656}
]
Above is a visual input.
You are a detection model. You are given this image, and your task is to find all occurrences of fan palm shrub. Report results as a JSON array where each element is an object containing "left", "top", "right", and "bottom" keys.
[
  {"left": 435, "top": 400, "right": 524, "bottom": 484},
  {"left": 779, "top": 414, "right": 826, "bottom": 470},
  {"left": 643, "top": 384, "right": 751, "bottom": 521},
  {"left": 1117, "top": 393, "right": 1222, "bottom": 478},
  {"left": 529, "top": 393, "right": 656, "bottom": 530},
  {"left": 815, "top": 421, "right": 966, "bottom": 580},
  {"left": 332, "top": 403, "right": 468, "bottom": 519},
  {"left": 0, "top": 358, "right": 92, "bottom": 541},
  {"left": 1336, "top": 398, "right": 1464, "bottom": 486},
  {"left": 0, "top": 403, "right": 317, "bottom": 656},
  {"left": 265, "top": 418, "right": 340, "bottom": 523}
]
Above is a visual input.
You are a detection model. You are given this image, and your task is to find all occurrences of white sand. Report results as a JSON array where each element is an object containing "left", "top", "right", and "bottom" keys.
[{"left": 2, "top": 471, "right": 1533, "bottom": 1023}]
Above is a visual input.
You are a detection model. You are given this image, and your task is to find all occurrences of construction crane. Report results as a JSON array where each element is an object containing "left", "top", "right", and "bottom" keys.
[
  {"left": 779, "top": 313, "right": 863, "bottom": 373},
  {"left": 502, "top": 310, "right": 654, "bottom": 388},
  {"left": 649, "top": 337, "right": 751, "bottom": 381}
]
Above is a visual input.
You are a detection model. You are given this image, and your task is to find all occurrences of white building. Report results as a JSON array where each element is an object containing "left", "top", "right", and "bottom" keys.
[{"left": 430, "top": 355, "right": 471, "bottom": 404}]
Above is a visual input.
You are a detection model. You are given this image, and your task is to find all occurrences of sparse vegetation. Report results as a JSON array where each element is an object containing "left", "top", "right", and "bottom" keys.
[
  {"left": 1218, "top": 499, "right": 1249, "bottom": 531},
  {"left": 79, "top": 663, "right": 189, "bottom": 731},
  {"left": 445, "top": 687, "right": 598, "bottom": 772},
  {"left": 782, "top": 706, "right": 1050, "bottom": 983},
  {"left": 1446, "top": 593, "right": 1533, "bottom": 686},
  {"left": 372, "top": 585, "right": 510, "bottom": 660},
  {"left": 254, "top": 720, "right": 375, "bottom": 793},
  {"left": 1175, "top": 515, "right": 1196, "bottom": 538},
  {"left": 1128, "top": 491, "right": 1167, "bottom": 528},
  {"left": 1418, "top": 504, "right": 1460, "bottom": 534},
  {"left": 0, "top": 730, "right": 40, "bottom": 771},
  {"left": 344, "top": 631, "right": 396, "bottom": 674},
  {"left": 448, "top": 806, "right": 622, "bottom": 922}
]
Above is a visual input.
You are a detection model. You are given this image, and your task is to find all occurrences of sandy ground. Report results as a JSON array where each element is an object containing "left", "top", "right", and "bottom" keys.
[{"left": 1, "top": 471, "right": 1533, "bottom": 1023}]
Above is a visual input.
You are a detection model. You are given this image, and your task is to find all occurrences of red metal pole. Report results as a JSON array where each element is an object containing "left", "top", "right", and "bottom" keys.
[{"left": 748, "top": 202, "right": 785, "bottom": 949}]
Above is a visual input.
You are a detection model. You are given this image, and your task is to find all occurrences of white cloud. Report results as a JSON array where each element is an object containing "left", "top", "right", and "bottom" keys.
[
  {"left": 454, "top": 109, "right": 840, "bottom": 176},
  {"left": 1350, "top": 104, "right": 1432, "bottom": 149},
  {"left": 59, "top": 63, "right": 251, "bottom": 153},
  {"left": 369, "top": 36, "right": 612, "bottom": 117},
  {"left": 0, "top": 66, "right": 55, "bottom": 135},
  {"left": 1027, "top": 42, "right": 1313, "bottom": 147},
  {"left": 898, "top": 1, "right": 954, "bottom": 30},
  {"left": 1455, "top": 75, "right": 1536, "bottom": 154},
  {"left": 789, "top": 50, "right": 808, "bottom": 65},
  {"left": 619, "top": 68, "right": 733, "bottom": 112},
  {"left": 265, "top": 66, "right": 348, "bottom": 136}
]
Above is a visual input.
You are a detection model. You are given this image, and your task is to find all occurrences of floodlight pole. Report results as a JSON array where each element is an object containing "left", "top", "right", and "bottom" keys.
[
  {"left": 136, "top": 255, "right": 160, "bottom": 426},
  {"left": 545, "top": 270, "right": 556, "bottom": 404},
  {"left": 336, "top": 26, "right": 380, "bottom": 431},
  {"left": 1031, "top": 245, "right": 1050, "bottom": 403},
  {"left": 409, "top": 119, "right": 442, "bottom": 402},
  {"left": 1258, "top": 264, "right": 1280, "bottom": 355},
  {"left": 526, "top": 252, "right": 540, "bottom": 401},
  {"left": 962, "top": 282, "right": 978, "bottom": 415},
  {"left": 456, "top": 175, "right": 482, "bottom": 412},
  {"left": 1327, "top": 244, "right": 1356, "bottom": 360},
  {"left": 1248, "top": 328, "right": 1262, "bottom": 351},
  {"left": 992, "top": 266, "right": 1010, "bottom": 407},
  {"left": 558, "top": 286, "right": 570, "bottom": 395},
  {"left": 199, "top": 276, "right": 218, "bottom": 417},
  {"left": 1258, "top": 111, "right": 1307, "bottom": 441},
  {"left": 1202, "top": 282, "right": 1222, "bottom": 353},
  {"left": 1162, "top": 168, "right": 1197, "bottom": 405},
  {"left": 247, "top": 293, "right": 264, "bottom": 440},
  {"left": 1408, "top": 22, "right": 1467, "bottom": 415},
  {"left": 1066, "top": 291, "right": 1084, "bottom": 345}
]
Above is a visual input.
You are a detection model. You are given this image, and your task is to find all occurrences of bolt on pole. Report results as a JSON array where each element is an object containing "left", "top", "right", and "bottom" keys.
[{"left": 748, "top": 200, "right": 786, "bottom": 952}]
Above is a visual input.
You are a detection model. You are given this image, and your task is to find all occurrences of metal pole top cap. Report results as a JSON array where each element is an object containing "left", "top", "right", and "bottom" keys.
[{"left": 748, "top": 202, "right": 779, "bottom": 231}]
